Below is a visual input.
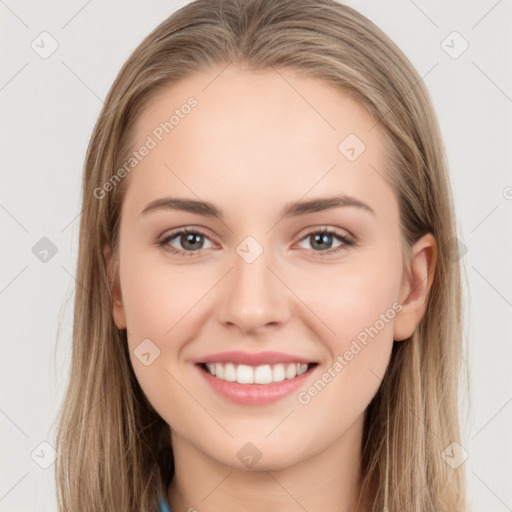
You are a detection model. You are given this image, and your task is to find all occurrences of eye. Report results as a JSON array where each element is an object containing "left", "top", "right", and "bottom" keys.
[
  {"left": 296, "top": 228, "right": 354, "bottom": 255},
  {"left": 157, "top": 226, "right": 354, "bottom": 258},
  {"left": 158, "top": 228, "right": 216, "bottom": 256}
]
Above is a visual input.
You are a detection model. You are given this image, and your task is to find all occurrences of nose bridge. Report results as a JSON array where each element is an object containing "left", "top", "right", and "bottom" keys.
[{"left": 217, "top": 236, "right": 290, "bottom": 332}]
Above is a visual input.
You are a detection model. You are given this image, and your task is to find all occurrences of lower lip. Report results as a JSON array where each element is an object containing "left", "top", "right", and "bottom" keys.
[{"left": 196, "top": 364, "right": 316, "bottom": 405}]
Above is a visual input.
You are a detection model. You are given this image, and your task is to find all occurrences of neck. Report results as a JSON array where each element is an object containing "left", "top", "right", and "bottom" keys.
[{"left": 167, "top": 414, "right": 368, "bottom": 512}]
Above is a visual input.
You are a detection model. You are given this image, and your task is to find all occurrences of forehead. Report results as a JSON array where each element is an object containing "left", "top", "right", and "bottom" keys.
[{"left": 122, "top": 66, "right": 396, "bottom": 222}]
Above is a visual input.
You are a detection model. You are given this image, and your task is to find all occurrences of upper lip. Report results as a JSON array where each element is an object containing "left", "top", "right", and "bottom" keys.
[{"left": 196, "top": 351, "right": 316, "bottom": 366}]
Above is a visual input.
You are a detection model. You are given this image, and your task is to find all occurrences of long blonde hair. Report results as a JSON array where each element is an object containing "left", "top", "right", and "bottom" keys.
[{"left": 54, "top": 0, "right": 468, "bottom": 510}]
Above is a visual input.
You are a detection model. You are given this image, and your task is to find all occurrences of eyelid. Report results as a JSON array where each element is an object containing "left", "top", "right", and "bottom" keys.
[
  {"left": 295, "top": 225, "right": 354, "bottom": 242},
  {"left": 158, "top": 226, "right": 218, "bottom": 248},
  {"left": 159, "top": 225, "right": 214, "bottom": 239}
]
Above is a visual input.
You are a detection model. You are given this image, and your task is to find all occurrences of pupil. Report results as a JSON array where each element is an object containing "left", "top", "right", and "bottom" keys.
[
  {"left": 182, "top": 233, "right": 203, "bottom": 250},
  {"left": 312, "top": 233, "right": 332, "bottom": 250}
]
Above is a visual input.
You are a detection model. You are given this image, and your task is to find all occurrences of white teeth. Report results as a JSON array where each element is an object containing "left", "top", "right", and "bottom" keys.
[
  {"left": 203, "top": 362, "right": 312, "bottom": 384},
  {"left": 285, "top": 363, "right": 297, "bottom": 379},
  {"left": 297, "top": 363, "right": 308, "bottom": 376},
  {"left": 237, "top": 364, "right": 254, "bottom": 384},
  {"left": 224, "top": 363, "right": 237, "bottom": 382},
  {"left": 272, "top": 364, "right": 286, "bottom": 382},
  {"left": 254, "top": 364, "right": 273, "bottom": 384}
]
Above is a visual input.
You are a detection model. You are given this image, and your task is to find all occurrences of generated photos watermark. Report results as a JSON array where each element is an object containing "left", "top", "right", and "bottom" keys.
[
  {"left": 93, "top": 96, "right": 198, "bottom": 200},
  {"left": 297, "top": 301, "right": 403, "bottom": 405}
]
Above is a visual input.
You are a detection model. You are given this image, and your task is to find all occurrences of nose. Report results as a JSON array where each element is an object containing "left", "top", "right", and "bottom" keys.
[{"left": 216, "top": 245, "right": 291, "bottom": 335}]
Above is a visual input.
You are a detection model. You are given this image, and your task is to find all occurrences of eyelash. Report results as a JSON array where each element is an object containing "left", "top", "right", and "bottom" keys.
[{"left": 157, "top": 227, "right": 355, "bottom": 258}]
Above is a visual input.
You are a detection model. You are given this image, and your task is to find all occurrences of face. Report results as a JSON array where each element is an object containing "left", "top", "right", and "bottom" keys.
[{"left": 104, "top": 65, "right": 432, "bottom": 471}]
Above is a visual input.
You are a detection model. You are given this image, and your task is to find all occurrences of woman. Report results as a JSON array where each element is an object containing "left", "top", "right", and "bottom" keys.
[{"left": 54, "top": 0, "right": 468, "bottom": 510}]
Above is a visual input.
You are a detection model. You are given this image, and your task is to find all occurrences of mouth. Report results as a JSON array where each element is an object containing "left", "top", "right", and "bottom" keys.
[
  {"left": 195, "top": 354, "right": 319, "bottom": 405},
  {"left": 198, "top": 361, "right": 318, "bottom": 384}
]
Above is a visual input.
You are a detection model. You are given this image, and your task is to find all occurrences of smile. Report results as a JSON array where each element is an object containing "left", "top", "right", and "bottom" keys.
[
  {"left": 200, "top": 362, "right": 316, "bottom": 384},
  {"left": 195, "top": 351, "right": 319, "bottom": 405}
]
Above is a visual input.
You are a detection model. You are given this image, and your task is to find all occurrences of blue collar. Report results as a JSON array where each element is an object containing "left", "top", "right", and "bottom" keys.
[{"left": 159, "top": 497, "right": 173, "bottom": 512}]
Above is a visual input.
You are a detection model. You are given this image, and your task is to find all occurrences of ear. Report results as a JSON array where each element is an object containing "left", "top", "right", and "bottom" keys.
[
  {"left": 103, "top": 244, "right": 127, "bottom": 330},
  {"left": 393, "top": 233, "right": 437, "bottom": 342}
]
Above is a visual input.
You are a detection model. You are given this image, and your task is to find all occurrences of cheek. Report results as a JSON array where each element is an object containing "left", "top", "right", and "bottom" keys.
[
  {"left": 120, "top": 251, "right": 214, "bottom": 342},
  {"left": 118, "top": 254, "right": 207, "bottom": 427},
  {"left": 291, "top": 253, "right": 402, "bottom": 349},
  {"left": 118, "top": 253, "right": 218, "bottom": 415},
  {"left": 286, "top": 277, "right": 398, "bottom": 459},
  {"left": 288, "top": 253, "right": 401, "bottom": 413}
]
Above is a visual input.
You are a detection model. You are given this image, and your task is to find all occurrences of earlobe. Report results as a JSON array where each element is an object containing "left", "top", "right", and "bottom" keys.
[
  {"left": 393, "top": 233, "right": 437, "bottom": 342},
  {"left": 103, "top": 244, "right": 127, "bottom": 329}
]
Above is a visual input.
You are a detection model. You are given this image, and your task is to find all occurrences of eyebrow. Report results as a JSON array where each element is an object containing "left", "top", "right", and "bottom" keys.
[{"left": 139, "top": 194, "right": 375, "bottom": 219}]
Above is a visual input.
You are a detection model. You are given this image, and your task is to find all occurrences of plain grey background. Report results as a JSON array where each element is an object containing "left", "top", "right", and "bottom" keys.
[{"left": 1, "top": 1, "right": 511, "bottom": 510}]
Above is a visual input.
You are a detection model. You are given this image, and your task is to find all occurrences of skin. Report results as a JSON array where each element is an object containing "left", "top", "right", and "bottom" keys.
[{"left": 104, "top": 65, "right": 436, "bottom": 512}]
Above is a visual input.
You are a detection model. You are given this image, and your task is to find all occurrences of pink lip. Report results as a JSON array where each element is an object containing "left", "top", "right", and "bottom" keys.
[
  {"left": 195, "top": 351, "right": 315, "bottom": 366},
  {"left": 195, "top": 362, "right": 318, "bottom": 406}
]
